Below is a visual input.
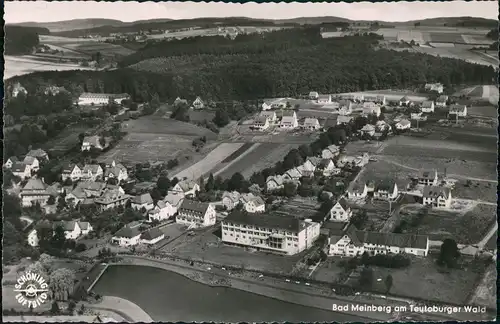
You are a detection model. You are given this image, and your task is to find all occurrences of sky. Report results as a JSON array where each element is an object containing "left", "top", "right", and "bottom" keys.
[{"left": 4, "top": 1, "right": 498, "bottom": 23}]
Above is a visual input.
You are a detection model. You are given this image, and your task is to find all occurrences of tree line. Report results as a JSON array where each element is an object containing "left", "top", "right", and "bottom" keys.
[{"left": 5, "top": 25, "right": 49, "bottom": 55}]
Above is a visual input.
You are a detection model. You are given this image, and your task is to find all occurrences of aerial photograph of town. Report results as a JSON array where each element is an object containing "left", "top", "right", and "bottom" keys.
[{"left": 2, "top": 0, "right": 498, "bottom": 323}]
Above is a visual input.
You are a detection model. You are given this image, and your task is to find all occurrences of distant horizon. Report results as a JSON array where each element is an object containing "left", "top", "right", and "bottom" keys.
[{"left": 5, "top": 1, "right": 498, "bottom": 24}]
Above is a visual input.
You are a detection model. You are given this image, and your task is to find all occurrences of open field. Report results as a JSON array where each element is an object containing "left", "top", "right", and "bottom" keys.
[
  {"left": 452, "top": 180, "right": 497, "bottom": 203},
  {"left": 359, "top": 256, "right": 484, "bottom": 305},
  {"left": 336, "top": 90, "right": 427, "bottom": 103},
  {"left": 4, "top": 55, "right": 91, "bottom": 79},
  {"left": 161, "top": 226, "right": 301, "bottom": 274},
  {"left": 312, "top": 258, "right": 347, "bottom": 283},
  {"left": 40, "top": 35, "right": 134, "bottom": 57},
  {"left": 216, "top": 143, "right": 298, "bottom": 179},
  {"left": 375, "top": 26, "right": 493, "bottom": 44},
  {"left": 412, "top": 46, "right": 498, "bottom": 67},
  {"left": 174, "top": 143, "right": 246, "bottom": 181},
  {"left": 148, "top": 26, "right": 289, "bottom": 40},
  {"left": 400, "top": 204, "right": 496, "bottom": 244},
  {"left": 470, "top": 264, "right": 497, "bottom": 309},
  {"left": 484, "top": 230, "right": 497, "bottom": 251},
  {"left": 122, "top": 116, "right": 217, "bottom": 138},
  {"left": 271, "top": 196, "right": 321, "bottom": 220},
  {"left": 44, "top": 124, "right": 96, "bottom": 153}
]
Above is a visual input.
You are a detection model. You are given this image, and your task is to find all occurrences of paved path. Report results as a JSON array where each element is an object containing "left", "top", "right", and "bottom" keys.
[
  {"left": 85, "top": 296, "right": 153, "bottom": 323},
  {"left": 375, "top": 156, "right": 497, "bottom": 183}
]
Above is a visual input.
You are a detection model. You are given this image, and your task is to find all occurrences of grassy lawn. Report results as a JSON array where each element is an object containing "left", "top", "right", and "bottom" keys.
[
  {"left": 485, "top": 230, "right": 497, "bottom": 250},
  {"left": 353, "top": 256, "right": 483, "bottom": 305},
  {"left": 400, "top": 204, "right": 496, "bottom": 244},
  {"left": 312, "top": 258, "right": 348, "bottom": 283},
  {"left": 452, "top": 180, "right": 497, "bottom": 202},
  {"left": 471, "top": 264, "right": 497, "bottom": 309}
]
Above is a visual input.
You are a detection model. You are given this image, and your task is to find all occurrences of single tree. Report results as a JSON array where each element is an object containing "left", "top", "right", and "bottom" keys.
[
  {"left": 358, "top": 266, "right": 374, "bottom": 288},
  {"left": 50, "top": 301, "right": 60, "bottom": 314},
  {"left": 384, "top": 274, "right": 393, "bottom": 293},
  {"left": 439, "top": 238, "right": 460, "bottom": 268}
]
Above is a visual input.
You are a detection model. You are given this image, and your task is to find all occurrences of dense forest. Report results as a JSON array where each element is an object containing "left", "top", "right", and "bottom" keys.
[
  {"left": 4, "top": 25, "right": 50, "bottom": 55},
  {"left": 7, "top": 28, "right": 496, "bottom": 103}
]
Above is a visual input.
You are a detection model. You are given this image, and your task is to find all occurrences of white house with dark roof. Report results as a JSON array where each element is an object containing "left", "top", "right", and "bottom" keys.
[
  {"left": 422, "top": 186, "right": 452, "bottom": 208},
  {"left": 221, "top": 212, "right": 320, "bottom": 255},
  {"left": 399, "top": 96, "right": 411, "bottom": 106},
  {"left": 347, "top": 183, "right": 368, "bottom": 199},
  {"left": 395, "top": 119, "right": 411, "bottom": 130},
  {"left": 23, "top": 156, "right": 40, "bottom": 172},
  {"left": 12, "top": 82, "right": 27, "bottom": 97},
  {"left": 170, "top": 180, "right": 200, "bottom": 197},
  {"left": 4, "top": 156, "right": 19, "bottom": 169},
  {"left": 279, "top": 111, "right": 299, "bottom": 129},
  {"left": 12, "top": 162, "right": 31, "bottom": 180},
  {"left": 421, "top": 100, "right": 435, "bottom": 113},
  {"left": 259, "top": 111, "right": 277, "bottom": 124},
  {"left": 240, "top": 193, "right": 265, "bottom": 213},
  {"left": 425, "top": 83, "right": 444, "bottom": 94},
  {"left": 373, "top": 181, "right": 399, "bottom": 200},
  {"left": 111, "top": 221, "right": 143, "bottom": 247},
  {"left": 148, "top": 200, "right": 177, "bottom": 222},
  {"left": 283, "top": 168, "right": 303, "bottom": 182},
  {"left": 360, "top": 124, "right": 376, "bottom": 137},
  {"left": 329, "top": 198, "right": 352, "bottom": 222},
  {"left": 81, "top": 164, "right": 104, "bottom": 182},
  {"left": 435, "top": 95, "right": 448, "bottom": 107},
  {"left": 131, "top": 193, "right": 154, "bottom": 211},
  {"left": 94, "top": 188, "right": 130, "bottom": 211},
  {"left": 262, "top": 102, "right": 272, "bottom": 111},
  {"left": 20, "top": 178, "right": 52, "bottom": 207},
  {"left": 222, "top": 191, "right": 241, "bottom": 211},
  {"left": 173, "top": 97, "right": 188, "bottom": 106},
  {"left": 104, "top": 161, "right": 128, "bottom": 182},
  {"left": 317, "top": 159, "right": 340, "bottom": 177},
  {"left": 317, "top": 94, "right": 332, "bottom": 104},
  {"left": 266, "top": 175, "right": 284, "bottom": 192},
  {"left": 61, "top": 164, "right": 82, "bottom": 182},
  {"left": 253, "top": 116, "right": 270, "bottom": 130},
  {"left": 177, "top": 200, "right": 216, "bottom": 228},
  {"left": 338, "top": 100, "right": 353, "bottom": 115},
  {"left": 417, "top": 170, "right": 438, "bottom": 186},
  {"left": 302, "top": 118, "right": 321, "bottom": 131},
  {"left": 163, "top": 192, "right": 185, "bottom": 209},
  {"left": 449, "top": 104, "right": 467, "bottom": 117},
  {"left": 81, "top": 136, "right": 104, "bottom": 151},
  {"left": 192, "top": 96, "right": 205, "bottom": 109},
  {"left": 321, "top": 145, "right": 340, "bottom": 160},
  {"left": 26, "top": 149, "right": 49, "bottom": 161},
  {"left": 362, "top": 104, "right": 381, "bottom": 117},
  {"left": 141, "top": 228, "right": 165, "bottom": 245},
  {"left": 328, "top": 224, "right": 429, "bottom": 257},
  {"left": 309, "top": 91, "right": 319, "bottom": 100},
  {"left": 53, "top": 221, "right": 93, "bottom": 240}
]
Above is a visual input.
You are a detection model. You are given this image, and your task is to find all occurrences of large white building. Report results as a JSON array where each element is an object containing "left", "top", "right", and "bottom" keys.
[
  {"left": 176, "top": 200, "right": 216, "bottom": 228},
  {"left": 20, "top": 178, "right": 53, "bottom": 207},
  {"left": 328, "top": 225, "right": 429, "bottom": 257},
  {"left": 78, "top": 93, "right": 130, "bottom": 106},
  {"left": 221, "top": 212, "right": 320, "bottom": 255}
]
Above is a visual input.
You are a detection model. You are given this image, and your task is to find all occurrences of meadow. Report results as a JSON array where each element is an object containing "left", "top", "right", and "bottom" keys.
[{"left": 4, "top": 55, "right": 90, "bottom": 79}]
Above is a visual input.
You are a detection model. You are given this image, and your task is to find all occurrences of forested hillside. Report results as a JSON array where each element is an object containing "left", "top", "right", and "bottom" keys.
[
  {"left": 4, "top": 25, "right": 50, "bottom": 55},
  {"left": 7, "top": 28, "right": 495, "bottom": 102}
]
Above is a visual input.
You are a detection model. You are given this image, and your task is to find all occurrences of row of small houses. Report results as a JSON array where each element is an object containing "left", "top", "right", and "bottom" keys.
[
  {"left": 5, "top": 149, "right": 50, "bottom": 180},
  {"left": 266, "top": 146, "right": 370, "bottom": 192}
]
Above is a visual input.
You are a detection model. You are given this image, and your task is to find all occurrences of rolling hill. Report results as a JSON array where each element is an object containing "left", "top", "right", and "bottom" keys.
[{"left": 10, "top": 18, "right": 125, "bottom": 32}]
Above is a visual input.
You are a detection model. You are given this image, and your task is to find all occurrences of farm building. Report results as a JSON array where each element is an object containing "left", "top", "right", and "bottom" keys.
[
  {"left": 78, "top": 92, "right": 130, "bottom": 106},
  {"left": 221, "top": 212, "right": 321, "bottom": 255},
  {"left": 448, "top": 104, "right": 467, "bottom": 117},
  {"left": 328, "top": 224, "right": 429, "bottom": 257}
]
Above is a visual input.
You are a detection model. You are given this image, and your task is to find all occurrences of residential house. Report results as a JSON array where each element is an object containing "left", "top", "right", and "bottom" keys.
[
  {"left": 12, "top": 82, "right": 28, "bottom": 97},
  {"left": 435, "top": 95, "right": 449, "bottom": 107},
  {"left": 341, "top": 94, "right": 364, "bottom": 102},
  {"left": 338, "top": 100, "right": 353, "bottom": 115},
  {"left": 260, "top": 111, "right": 277, "bottom": 124},
  {"left": 4, "top": 156, "right": 19, "bottom": 169},
  {"left": 360, "top": 124, "right": 376, "bottom": 137},
  {"left": 81, "top": 136, "right": 104, "bottom": 151},
  {"left": 26, "top": 149, "right": 49, "bottom": 162},
  {"left": 309, "top": 91, "right": 319, "bottom": 100},
  {"left": 261, "top": 102, "right": 272, "bottom": 111},
  {"left": 421, "top": 101, "right": 435, "bottom": 113},
  {"left": 317, "top": 94, "right": 332, "bottom": 104},
  {"left": 328, "top": 224, "right": 429, "bottom": 257},
  {"left": 78, "top": 93, "right": 130, "bottom": 106},
  {"left": 176, "top": 200, "right": 216, "bottom": 228},
  {"left": 20, "top": 178, "right": 52, "bottom": 207},
  {"left": 422, "top": 186, "right": 452, "bottom": 208},
  {"left": 148, "top": 200, "right": 177, "bottom": 222},
  {"left": 61, "top": 164, "right": 82, "bottom": 182},
  {"left": 81, "top": 164, "right": 104, "bottom": 182},
  {"left": 322, "top": 145, "right": 340, "bottom": 160},
  {"left": 283, "top": 168, "right": 302, "bottom": 182},
  {"left": 131, "top": 193, "right": 154, "bottom": 211},
  {"left": 222, "top": 191, "right": 241, "bottom": 211},
  {"left": 364, "top": 95, "right": 386, "bottom": 105},
  {"left": 53, "top": 221, "right": 93, "bottom": 240},
  {"left": 317, "top": 159, "right": 339, "bottom": 177},
  {"left": 279, "top": 111, "right": 299, "bottom": 129},
  {"left": 373, "top": 181, "right": 399, "bottom": 200},
  {"left": 395, "top": 119, "right": 411, "bottom": 130},
  {"left": 173, "top": 97, "right": 188, "bottom": 106},
  {"left": 192, "top": 96, "right": 205, "bottom": 109},
  {"left": 240, "top": 193, "right": 266, "bottom": 213},
  {"left": 140, "top": 228, "right": 165, "bottom": 245},
  {"left": 27, "top": 229, "right": 39, "bottom": 247},
  {"left": 23, "top": 156, "right": 40, "bottom": 172},
  {"left": 417, "top": 170, "right": 438, "bottom": 186},
  {"left": 44, "top": 86, "right": 66, "bottom": 96},
  {"left": 266, "top": 175, "right": 284, "bottom": 191},
  {"left": 449, "top": 104, "right": 467, "bottom": 117},
  {"left": 111, "top": 221, "right": 143, "bottom": 247},
  {"left": 362, "top": 103, "right": 381, "bottom": 117},
  {"left": 411, "top": 112, "right": 425, "bottom": 120},
  {"left": 337, "top": 115, "right": 353, "bottom": 125},
  {"left": 221, "top": 212, "right": 320, "bottom": 255},
  {"left": 94, "top": 188, "right": 130, "bottom": 211},
  {"left": 163, "top": 192, "right": 185, "bottom": 209},
  {"left": 399, "top": 96, "right": 411, "bottom": 106},
  {"left": 329, "top": 198, "right": 352, "bottom": 222},
  {"left": 12, "top": 163, "right": 31, "bottom": 180},
  {"left": 170, "top": 180, "right": 200, "bottom": 197},
  {"left": 424, "top": 83, "right": 444, "bottom": 94},
  {"left": 252, "top": 116, "right": 270, "bottom": 130},
  {"left": 375, "top": 120, "right": 391, "bottom": 132},
  {"left": 347, "top": 183, "right": 368, "bottom": 199},
  {"left": 302, "top": 118, "right": 321, "bottom": 131},
  {"left": 104, "top": 161, "right": 128, "bottom": 182}
]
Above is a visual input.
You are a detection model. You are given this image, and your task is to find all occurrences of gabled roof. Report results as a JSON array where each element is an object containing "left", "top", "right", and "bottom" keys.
[
  {"left": 222, "top": 191, "right": 241, "bottom": 203},
  {"left": 374, "top": 180, "right": 396, "bottom": 192},
  {"left": 260, "top": 111, "right": 276, "bottom": 118},
  {"left": 53, "top": 221, "right": 77, "bottom": 232},
  {"left": 419, "top": 170, "right": 437, "bottom": 180},
  {"left": 23, "top": 178, "right": 48, "bottom": 190},
  {"left": 164, "top": 192, "right": 184, "bottom": 207},
  {"left": 7, "top": 156, "right": 19, "bottom": 163},
  {"left": 179, "top": 199, "right": 210, "bottom": 214},
  {"left": 174, "top": 180, "right": 199, "bottom": 192},
  {"left": 27, "top": 149, "right": 48, "bottom": 158},
  {"left": 132, "top": 193, "right": 153, "bottom": 205},
  {"left": 422, "top": 186, "right": 450, "bottom": 199},
  {"left": 449, "top": 104, "right": 466, "bottom": 112},
  {"left": 141, "top": 228, "right": 164, "bottom": 241},
  {"left": 361, "top": 124, "right": 375, "bottom": 131},
  {"left": 400, "top": 95, "right": 410, "bottom": 102},
  {"left": 318, "top": 159, "right": 333, "bottom": 169},
  {"left": 224, "top": 211, "right": 306, "bottom": 233},
  {"left": 23, "top": 156, "right": 38, "bottom": 165},
  {"left": 317, "top": 94, "right": 331, "bottom": 100},
  {"left": 266, "top": 175, "right": 284, "bottom": 186},
  {"left": 306, "top": 156, "right": 322, "bottom": 166},
  {"left": 436, "top": 95, "right": 448, "bottom": 102},
  {"left": 82, "top": 136, "right": 101, "bottom": 146},
  {"left": 113, "top": 223, "right": 142, "bottom": 239},
  {"left": 78, "top": 221, "right": 91, "bottom": 230},
  {"left": 254, "top": 116, "right": 268, "bottom": 124},
  {"left": 12, "top": 162, "right": 29, "bottom": 173},
  {"left": 337, "top": 115, "right": 353, "bottom": 124},
  {"left": 352, "top": 230, "right": 428, "bottom": 249},
  {"left": 335, "top": 198, "right": 349, "bottom": 211},
  {"left": 303, "top": 118, "right": 319, "bottom": 126},
  {"left": 285, "top": 168, "right": 302, "bottom": 179},
  {"left": 62, "top": 163, "right": 81, "bottom": 173},
  {"left": 82, "top": 164, "right": 102, "bottom": 174},
  {"left": 421, "top": 101, "right": 434, "bottom": 108},
  {"left": 397, "top": 119, "right": 411, "bottom": 126},
  {"left": 325, "top": 144, "right": 339, "bottom": 153}
]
